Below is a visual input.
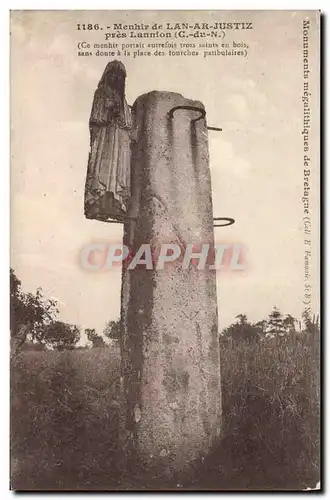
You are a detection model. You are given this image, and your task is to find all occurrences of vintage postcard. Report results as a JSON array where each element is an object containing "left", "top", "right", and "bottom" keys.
[{"left": 10, "top": 10, "right": 320, "bottom": 491}]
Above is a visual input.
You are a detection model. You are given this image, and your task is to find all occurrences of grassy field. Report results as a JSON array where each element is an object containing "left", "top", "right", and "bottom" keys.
[{"left": 11, "top": 334, "right": 320, "bottom": 491}]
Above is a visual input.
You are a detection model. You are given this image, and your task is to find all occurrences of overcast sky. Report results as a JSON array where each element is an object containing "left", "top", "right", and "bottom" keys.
[{"left": 11, "top": 10, "right": 319, "bottom": 334}]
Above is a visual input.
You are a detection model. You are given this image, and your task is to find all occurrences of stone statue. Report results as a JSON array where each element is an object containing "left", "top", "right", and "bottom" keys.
[{"left": 84, "top": 60, "right": 132, "bottom": 221}]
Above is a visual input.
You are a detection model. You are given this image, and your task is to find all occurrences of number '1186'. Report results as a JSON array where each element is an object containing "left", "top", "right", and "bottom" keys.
[{"left": 77, "top": 24, "right": 100, "bottom": 30}]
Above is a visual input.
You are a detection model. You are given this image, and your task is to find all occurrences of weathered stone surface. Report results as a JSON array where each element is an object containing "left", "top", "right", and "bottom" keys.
[{"left": 120, "top": 91, "right": 221, "bottom": 480}]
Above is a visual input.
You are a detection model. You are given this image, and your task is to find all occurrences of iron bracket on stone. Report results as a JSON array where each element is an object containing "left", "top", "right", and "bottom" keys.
[
  {"left": 168, "top": 105, "right": 222, "bottom": 131},
  {"left": 97, "top": 215, "right": 137, "bottom": 224},
  {"left": 101, "top": 215, "right": 235, "bottom": 228},
  {"left": 208, "top": 126, "right": 222, "bottom": 132},
  {"left": 213, "top": 217, "right": 235, "bottom": 227}
]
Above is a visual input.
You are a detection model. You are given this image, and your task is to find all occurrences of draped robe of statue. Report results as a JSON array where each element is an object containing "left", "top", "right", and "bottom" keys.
[{"left": 84, "top": 60, "right": 132, "bottom": 221}]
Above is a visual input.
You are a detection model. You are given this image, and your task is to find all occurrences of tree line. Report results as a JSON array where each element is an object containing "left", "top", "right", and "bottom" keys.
[
  {"left": 10, "top": 268, "right": 120, "bottom": 352},
  {"left": 10, "top": 267, "right": 319, "bottom": 352},
  {"left": 221, "top": 308, "right": 319, "bottom": 344}
]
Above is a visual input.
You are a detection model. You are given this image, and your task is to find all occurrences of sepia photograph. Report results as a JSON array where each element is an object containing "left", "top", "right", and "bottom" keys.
[{"left": 10, "top": 9, "right": 320, "bottom": 491}]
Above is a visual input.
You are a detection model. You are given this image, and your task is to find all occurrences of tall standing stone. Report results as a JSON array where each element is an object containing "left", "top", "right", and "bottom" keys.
[{"left": 120, "top": 91, "right": 221, "bottom": 481}]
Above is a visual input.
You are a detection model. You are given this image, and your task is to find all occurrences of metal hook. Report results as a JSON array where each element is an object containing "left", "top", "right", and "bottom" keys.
[
  {"left": 101, "top": 219, "right": 124, "bottom": 224},
  {"left": 213, "top": 217, "right": 235, "bottom": 227},
  {"left": 208, "top": 126, "right": 222, "bottom": 132},
  {"left": 98, "top": 216, "right": 235, "bottom": 228},
  {"left": 93, "top": 215, "right": 137, "bottom": 224},
  {"left": 168, "top": 105, "right": 206, "bottom": 124},
  {"left": 168, "top": 105, "right": 222, "bottom": 131}
]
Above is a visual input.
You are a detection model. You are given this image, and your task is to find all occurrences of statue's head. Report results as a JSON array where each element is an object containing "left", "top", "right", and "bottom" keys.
[{"left": 99, "top": 60, "right": 127, "bottom": 94}]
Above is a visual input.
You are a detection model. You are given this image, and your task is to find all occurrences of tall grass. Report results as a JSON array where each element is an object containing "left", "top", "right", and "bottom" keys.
[
  {"left": 196, "top": 334, "right": 320, "bottom": 490},
  {"left": 11, "top": 333, "right": 319, "bottom": 490},
  {"left": 11, "top": 348, "right": 122, "bottom": 490}
]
